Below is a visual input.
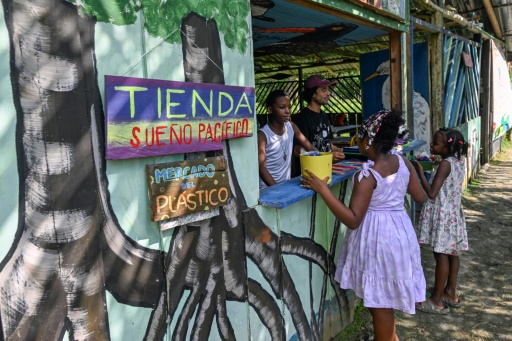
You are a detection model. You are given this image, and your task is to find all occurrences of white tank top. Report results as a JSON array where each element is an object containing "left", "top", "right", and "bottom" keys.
[{"left": 259, "top": 121, "right": 294, "bottom": 189}]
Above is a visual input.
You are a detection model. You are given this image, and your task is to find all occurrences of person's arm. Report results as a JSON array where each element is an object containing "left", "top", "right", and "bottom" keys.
[
  {"left": 330, "top": 143, "right": 345, "bottom": 163},
  {"left": 413, "top": 159, "right": 451, "bottom": 200},
  {"left": 301, "top": 168, "right": 374, "bottom": 229},
  {"left": 291, "top": 122, "right": 317, "bottom": 152},
  {"left": 326, "top": 121, "right": 345, "bottom": 162},
  {"left": 258, "top": 131, "right": 276, "bottom": 187},
  {"left": 403, "top": 156, "right": 428, "bottom": 203}
]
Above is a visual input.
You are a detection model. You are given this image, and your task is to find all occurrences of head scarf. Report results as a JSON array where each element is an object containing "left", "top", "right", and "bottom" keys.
[{"left": 358, "top": 110, "right": 390, "bottom": 149}]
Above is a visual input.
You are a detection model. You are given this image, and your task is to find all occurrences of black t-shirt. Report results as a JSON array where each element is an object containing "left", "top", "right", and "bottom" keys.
[{"left": 292, "top": 107, "right": 333, "bottom": 152}]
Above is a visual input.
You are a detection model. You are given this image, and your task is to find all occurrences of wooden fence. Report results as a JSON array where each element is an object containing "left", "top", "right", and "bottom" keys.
[{"left": 443, "top": 35, "right": 481, "bottom": 128}]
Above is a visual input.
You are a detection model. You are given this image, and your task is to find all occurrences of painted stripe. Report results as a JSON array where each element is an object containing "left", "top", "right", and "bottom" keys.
[
  {"left": 67, "top": 307, "right": 94, "bottom": 339},
  {"left": 25, "top": 204, "right": 93, "bottom": 243},
  {"left": 13, "top": 0, "right": 78, "bottom": 91},
  {"left": 61, "top": 264, "right": 103, "bottom": 295},
  {"left": 24, "top": 142, "right": 74, "bottom": 175}
]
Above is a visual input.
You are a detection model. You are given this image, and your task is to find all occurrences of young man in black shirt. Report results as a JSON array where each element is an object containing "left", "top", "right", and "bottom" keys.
[{"left": 293, "top": 75, "right": 345, "bottom": 164}]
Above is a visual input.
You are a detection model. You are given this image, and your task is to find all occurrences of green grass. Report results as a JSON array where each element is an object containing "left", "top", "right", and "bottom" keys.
[
  {"left": 336, "top": 302, "right": 372, "bottom": 341},
  {"left": 501, "top": 136, "right": 512, "bottom": 149},
  {"left": 490, "top": 135, "right": 512, "bottom": 164},
  {"left": 463, "top": 177, "right": 480, "bottom": 196},
  {"left": 464, "top": 135, "right": 511, "bottom": 196}
]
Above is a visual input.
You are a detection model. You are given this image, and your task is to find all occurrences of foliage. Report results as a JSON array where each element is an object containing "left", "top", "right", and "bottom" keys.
[
  {"left": 464, "top": 135, "right": 511, "bottom": 196},
  {"left": 73, "top": 0, "right": 139, "bottom": 25},
  {"left": 336, "top": 301, "right": 372, "bottom": 341},
  {"left": 503, "top": 133, "right": 512, "bottom": 148},
  {"left": 490, "top": 133, "right": 512, "bottom": 163},
  {"left": 463, "top": 177, "right": 480, "bottom": 196},
  {"left": 71, "top": 0, "right": 250, "bottom": 53}
]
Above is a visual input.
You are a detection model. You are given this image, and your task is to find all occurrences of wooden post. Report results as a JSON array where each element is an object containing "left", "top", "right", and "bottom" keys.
[
  {"left": 480, "top": 40, "right": 491, "bottom": 164},
  {"left": 430, "top": 10, "right": 444, "bottom": 133},
  {"left": 299, "top": 68, "right": 304, "bottom": 110},
  {"left": 405, "top": 25, "right": 413, "bottom": 128},
  {"left": 389, "top": 31, "right": 402, "bottom": 112}
]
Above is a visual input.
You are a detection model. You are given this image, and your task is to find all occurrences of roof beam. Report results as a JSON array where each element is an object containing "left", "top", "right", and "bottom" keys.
[
  {"left": 411, "top": 16, "right": 481, "bottom": 47},
  {"left": 286, "top": 0, "right": 409, "bottom": 32},
  {"left": 416, "top": 0, "right": 505, "bottom": 44},
  {"left": 482, "top": 0, "right": 503, "bottom": 39},
  {"left": 255, "top": 59, "right": 359, "bottom": 74},
  {"left": 312, "top": 54, "right": 336, "bottom": 76}
]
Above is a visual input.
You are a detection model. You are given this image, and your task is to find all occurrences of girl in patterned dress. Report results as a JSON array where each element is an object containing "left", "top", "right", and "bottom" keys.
[
  {"left": 302, "top": 110, "right": 428, "bottom": 341},
  {"left": 413, "top": 128, "right": 469, "bottom": 315}
]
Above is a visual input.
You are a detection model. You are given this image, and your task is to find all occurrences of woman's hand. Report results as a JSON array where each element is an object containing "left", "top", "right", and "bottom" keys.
[{"left": 301, "top": 168, "right": 330, "bottom": 193}]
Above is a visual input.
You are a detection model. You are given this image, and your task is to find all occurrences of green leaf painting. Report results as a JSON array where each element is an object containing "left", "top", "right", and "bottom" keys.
[{"left": 72, "top": 0, "right": 250, "bottom": 53}]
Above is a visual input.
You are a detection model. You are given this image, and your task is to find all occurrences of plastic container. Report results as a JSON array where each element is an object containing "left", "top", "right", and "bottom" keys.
[
  {"left": 407, "top": 155, "right": 434, "bottom": 171},
  {"left": 418, "top": 160, "right": 434, "bottom": 171},
  {"left": 300, "top": 152, "right": 333, "bottom": 185}
]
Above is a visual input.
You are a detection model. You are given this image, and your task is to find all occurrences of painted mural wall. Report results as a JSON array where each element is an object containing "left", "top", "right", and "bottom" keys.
[
  {"left": 360, "top": 43, "right": 431, "bottom": 155},
  {"left": 459, "top": 117, "right": 481, "bottom": 185},
  {"left": 491, "top": 40, "right": 512, "bottom": 140},
  {"left": 0, "top": 0, "right": 352, "bottom": 340}
]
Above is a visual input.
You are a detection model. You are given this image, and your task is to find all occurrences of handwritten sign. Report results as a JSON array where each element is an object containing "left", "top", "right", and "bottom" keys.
[
  {"left": 106, "top": 75, "right": 255, "bottom": 160},
  {"left": 146, "top": 156, "right": 231, "bottom": 221}
]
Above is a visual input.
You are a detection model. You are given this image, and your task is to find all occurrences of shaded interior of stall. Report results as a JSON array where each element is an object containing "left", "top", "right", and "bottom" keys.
[
  {"left": 251, "top": 0, "right": 483, "bottom": 146},
  {"left": 251, "top": 0, "right": 395, "bottom": 146}
]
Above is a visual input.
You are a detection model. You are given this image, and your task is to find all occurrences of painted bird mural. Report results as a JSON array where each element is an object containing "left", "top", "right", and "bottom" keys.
[{"left": 365, "top": 60, "right": 431, "bottom": 155}]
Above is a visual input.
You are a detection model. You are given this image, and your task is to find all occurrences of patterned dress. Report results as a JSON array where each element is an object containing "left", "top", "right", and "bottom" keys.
[
  {"left": 419, "top": 157, "right": 469, "bottom": 255},
  {"left": 335, "top": 155, "right": 426, "bottom": 314}
]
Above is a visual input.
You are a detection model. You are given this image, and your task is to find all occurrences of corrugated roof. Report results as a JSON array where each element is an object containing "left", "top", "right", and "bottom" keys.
[
  {"left": 254, "top": 33, "right": 393, "bottom": 82},
  {"left": 252, "top": 0, "right": 393, "bottom": 83}
]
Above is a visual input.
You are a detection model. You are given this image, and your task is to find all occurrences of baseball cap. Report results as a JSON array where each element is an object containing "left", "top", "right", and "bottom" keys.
[{"left": 304, "top": 75, "right": 336, "bottom": 89}]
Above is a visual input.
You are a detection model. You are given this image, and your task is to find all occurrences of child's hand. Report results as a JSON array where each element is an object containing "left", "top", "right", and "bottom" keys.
[
  {"left": 411, "top": 160, "right": 424, "bottom": 173},
  {"left": 301, "top": 169, "right": 330, "bottom": 193}
]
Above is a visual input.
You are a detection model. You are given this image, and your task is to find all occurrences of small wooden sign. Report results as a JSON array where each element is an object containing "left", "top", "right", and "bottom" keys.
[
  {"left": 356, "top": 0, "right": 382, "bottom": 10},
  {"left": 348, "top": 0, "right": 404, "bottom": 19},
  {"left": 146, "top": 156, "right": 230, "bottom": 221},
  {"left": 462, "top": 51, "right": 474, "bottom": 67}
]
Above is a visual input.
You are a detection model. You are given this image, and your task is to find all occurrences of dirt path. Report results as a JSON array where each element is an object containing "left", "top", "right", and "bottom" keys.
[
  {"left": 395, "top": 143, "right": 512, "bottom": 340},
  {"left": 343, "top": 143, "right": 512, "bottom": 341}
]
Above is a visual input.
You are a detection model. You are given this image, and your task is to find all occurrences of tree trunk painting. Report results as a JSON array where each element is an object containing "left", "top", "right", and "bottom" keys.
[
  {"left": 0, "top": 2, "right": 350, "bottom": 341},
  {"left": 0, "top": 0, "right": 164, "bottom": 339}
]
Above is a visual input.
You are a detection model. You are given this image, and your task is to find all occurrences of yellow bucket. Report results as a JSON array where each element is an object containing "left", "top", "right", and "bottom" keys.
[{"left": 300, "top": 152, "right": 333, "bottom": 185}]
